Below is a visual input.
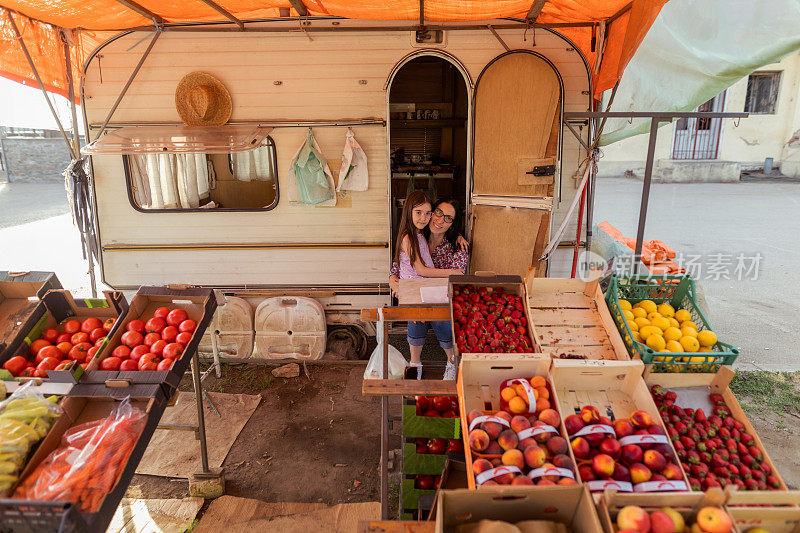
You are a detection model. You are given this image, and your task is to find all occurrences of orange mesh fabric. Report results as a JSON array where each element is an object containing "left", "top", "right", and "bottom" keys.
[{"left": 0, "top": 0, "right": 666, "bottom": 102}]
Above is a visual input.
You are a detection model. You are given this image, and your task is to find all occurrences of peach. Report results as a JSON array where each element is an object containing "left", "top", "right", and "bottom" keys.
[
  {"left": 510, "top": 415, "right": 531, "bottom": 433},
  {"left": 546, "top": 436, "right": 568, "bottom": 456},
  {"left": 570, "top": 437, "right": 591, "bottom": 459},
  {"left": 617, "top": 505, "right": 651, "bottom": 533},
  {"left": 490, "top": 458, "right": 502, "bottom": 467},
  {"left": 482, "top": 421, "right": 504, "bottom": 440},
  {"left": 650, "top": 510, "right": 676, "bottom": 533},
  {"left": 592, "top": 453, "right": 615, "bottom": 478},
  {"left": 599, "top": 415, "right": 613, "bottom": 426},
  {"left": 557, "top": 477, "right": 577, "bottom": 485},
  {"left": 630, "top": 462, "right": 653, "bottom": 484},
  {"left": 481, "top": 480, "right": 499, "bottom": 486},
  {"left": 538, "top": 408, "right": 561, "bottom": 428},
  {"left": 644, "top": 449, "right": 667, "bottom": 472},
  {"left": 532, "top": 421, "right": 551, "bottom": 444},
  {"left": 518, "top": 437, "right": 537, "bottom": 450},
  {"left": 511, "top": 474, "right": 534, "bottom": 486},
  {"left": 527, "top": 414, "right": 539, "bottom": 426},
  {"left": 564, "top": 414, "right": 585, "bottom": 435},
  {"left": 536, "top": 479, "right": 556, "bottom": 486},
  {"left": 497, "top": 429, "right": 519, "bottom": 451},
  {"left": 552, "top": 454, "right": 574, "bottom": 471},
  {"left": 472, "top": 458, "right": 493, "bottom": 475},
  {"left": 578, "top": 464, "right": 597, "bottom": 481},
  {"left": 612, "top": 463, "right": 631, "bottom": 482},
  {"left": 662, "top": 462, "right": 684, "bottom": 481},
  {"left": 585, "top": 432, "right": 606, "bottom": 448},
  {"left": 599, "top": 438, "right": 622, "bottom": 460},
  {"left": 494, "top": 471, "right": 515, "bottom": 485},
  {"left": 523, "top": 445, "right": 547, "bottom": 469},
  {"left": 651, "top": 474, "right": 666, "bottom": 482},
  {"left": 621, "top": 444, "right": 644, "bottom": 466},
  {"left": 468, "top": 429, "right": 490, "bottom": 452},
  {"left": 502, "top": 448, "right": 525, "bottom": 469},
  {"left": 661, "top": 508, "right": 685, "bottom": 532},
  {"left": 695, "top": 507, "right": 733, "bottom": 533},
  {"left": 485, "top": 441, "right": 503, "bottom": 455},
  {"left": 613, "top": 418, "right": 635, "bottom": 438},
  {"left": 467, "top": 409, "right": 484, "bottom": 425},
  {"left": 495, "top": 411, "right": 513, "bottom": 423},
  {"left": 631, "top": 410, "right": 655, "bottom": 428},
  {"left": 540, "top": 462, "right": 560, "bottom": 482},
  {"left": 580, "top": 405, "right": 600, "bottom": 424}
]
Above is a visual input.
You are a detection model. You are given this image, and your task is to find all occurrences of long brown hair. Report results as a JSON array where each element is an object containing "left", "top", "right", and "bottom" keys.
[{"left": 394, "top": 190, "right": 432, "bottom": 267}]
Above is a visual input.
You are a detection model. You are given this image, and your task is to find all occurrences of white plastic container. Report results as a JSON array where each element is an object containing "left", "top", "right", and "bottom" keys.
[
  {"left": 198, "top": 296, "right": 254, "bottom": 359},
  {"left": 254, "top": 296, "right": 326, "bottom": 360}
]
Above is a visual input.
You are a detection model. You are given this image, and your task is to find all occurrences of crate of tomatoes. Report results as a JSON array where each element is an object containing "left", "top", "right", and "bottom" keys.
[
  {"left": 0, "top": 271, "right": 62, "bottom": 364},
  {"left": 87, "top": 286, "right": 217, "bottom": 390}
]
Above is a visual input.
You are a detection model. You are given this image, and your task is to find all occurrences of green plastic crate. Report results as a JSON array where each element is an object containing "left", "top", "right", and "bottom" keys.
[
  {"left": 401, "top": 476, "right": 436, "bottom": 510},
  {"left": 605, "top": 274, "right": 739, "bottom": 373},
  {"left": 402, "top": 442, "right": 448, "bottom": 475},
  {"left": 401, "top": 402, "right": 461, "bottom": 439}
]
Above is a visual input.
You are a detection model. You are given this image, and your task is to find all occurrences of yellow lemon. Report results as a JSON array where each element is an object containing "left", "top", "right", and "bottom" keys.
[
  {"left": 681, "top": 326, "right": 698, "bottom": 338},
  {"left": 619, "top": 299, "right": 632, "bottom": 311},
  {"left": 698, "top": 347, "right": 713, "bottom": 352},
  {"left": 697, "top": 330, "right": 718, "bottom": 347},
  {"left": 623, "top": 310, "right": 635, "bottom": 322},
  {"left": 659, "top": 349, "right": 670, "bottom": 352},
  {"left": 657, "top": 303, "right": 675, "bottom": 318},
  {"left": 639, "top": 300, "right": 657, "bottom": 314},
  {"left": 632, "top": 332, "right": 642, "bottom": 343},
  {"left": 689, "top": 356, "right": 706, "bottom": 363},
  {"left": 639, "top": 326, "right": 661, "bottom": 340},
  {"left": 632, "top": 307, "right": 647, "bottom": 319},
  {"left": 651, "top": 316, "right": 671, "bottom": 332},
  {"left": 628, "top": 321, "right": 639, "bottom": 332},
  {"left": 674, "top": 309, "right": 691, "bottom": 323},
  {"left": 680, "top": 320, "right": 698, "bottom": 331},
  {"left": 679, "top": 336, "right": 700, "bottom": 352},
  {"left": 668, "top": 317, "right": 680, "bottom": 328},
  {"left": 653, "top": 355, "right": 665, "bottom": 362},
  {"left": 665, "top": 340, "right": 684, "bottom": 352},
  {"left": 646, "top": 335, "right": 666, "bottom": 351},
  {"left": 647, "top": 312, "right": 663, "bottom": 322},
  {"left": 663, "top": 327, "right": 682, "bottom": 342},
  {"left": 634, "top": 317, "right": 651, "bottom": 329}
]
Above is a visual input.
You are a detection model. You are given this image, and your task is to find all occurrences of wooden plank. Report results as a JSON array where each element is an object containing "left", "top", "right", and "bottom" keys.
[
  {"left": 359, "top": 520, "right": 435, "bottom": 533},
  {"left": 398, "top": 278, "right": 449, "bottom": 305},
  {"left": 541, "top": 345, "right": 618, "bottom": 361},
  {"left": 535, "top": 326, "right": 610, "bottom": 347},
  {"left": 531, "top": 307, "right": 603, "bottom": 327},
  {"left": 532, "top": 291, "right": 594, "bottom": 310},
  {"left": 360, "top": 307, "right": 450, "bottom": 322},
  {"left": 593, "top": 285, "right": 631, "bottom": 360},
  {"left": 362, "top": 379, "right": 457, "bottom": 397},
  {"left": 527, "top": 0, "right": 548, "bottom": 21}
]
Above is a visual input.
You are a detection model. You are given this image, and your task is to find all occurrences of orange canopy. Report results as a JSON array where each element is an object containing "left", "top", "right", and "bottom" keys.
[{"left": 0, "top": 0, "right": 666, "bottom": 102}]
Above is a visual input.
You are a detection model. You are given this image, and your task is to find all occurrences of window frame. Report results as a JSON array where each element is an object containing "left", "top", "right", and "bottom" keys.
[
  {"left": 123, "top": 135, "right": 279, "bottom": 213},
  {"left": 744, "top": 71, "right": 781, "bottom": 115}
]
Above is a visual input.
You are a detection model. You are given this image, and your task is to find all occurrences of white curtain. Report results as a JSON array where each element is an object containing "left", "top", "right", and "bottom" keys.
[
  {"left": 131, "top": 153, "right": 212, "bottom": 209},
  {"left": 231, "top": 145, "right": 274, "bottom": 182}
]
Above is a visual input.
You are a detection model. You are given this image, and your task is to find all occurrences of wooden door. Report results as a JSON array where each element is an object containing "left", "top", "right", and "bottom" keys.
[{"left": 470, "top": 52, "right": 561, "bottom": 278}]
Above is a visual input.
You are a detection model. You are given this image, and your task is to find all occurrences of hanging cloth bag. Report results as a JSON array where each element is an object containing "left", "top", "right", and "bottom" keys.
[
  {"left": 337, "top": 129, "right": 369, "bottom": 192},
  {"left": 289, "top": 129, "right": 336, "bottom": 205}
]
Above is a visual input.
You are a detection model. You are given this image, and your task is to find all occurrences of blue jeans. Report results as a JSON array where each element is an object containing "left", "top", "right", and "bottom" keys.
[{"left": 407, "top": 320, "right": 453, "bottom": 350}]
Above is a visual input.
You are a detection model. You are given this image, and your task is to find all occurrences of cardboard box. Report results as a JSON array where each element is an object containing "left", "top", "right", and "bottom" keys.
[
  {"left": 0, "top": 271, "right": 61, "bottom": 363},
  {"left": 435, "top": 485, "right": 603, "bottom": 533},
  {"left": 726, "top": 489, "right": 800, "bottom": 532}
]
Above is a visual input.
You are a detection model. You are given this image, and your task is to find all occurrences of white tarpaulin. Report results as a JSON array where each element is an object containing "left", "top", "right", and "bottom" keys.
[{"left": 599, "top": 0, "right": 800, "bottom": 146}]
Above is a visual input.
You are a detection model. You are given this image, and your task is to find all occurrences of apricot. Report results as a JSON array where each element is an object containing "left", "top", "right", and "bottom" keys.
[
  {"left": 530, "top": 376, "right": 546, "bottom": 388},
  {"left": 508, "top": 396, "right": 528, "bottom": 414},
  {"left": 500, "top": 387, "right": 517, "bottom": 402},
  {"left": 536, "top": 399, "right": 551, "bottom": 412},
  {"left": 536, "top": 387, "right": 549, "bottom": 400}
]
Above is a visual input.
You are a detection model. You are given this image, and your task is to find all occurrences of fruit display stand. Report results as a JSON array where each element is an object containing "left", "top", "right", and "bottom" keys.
[
  {"left": 0, "top": 272, "right": 61, "bottom": 364},
  {"left": 596, "top": 487, "right": 737, "bottom": 533},
  {"left": 435, "top": 484, "right": 603, "bottom": 533},
  {"left": 726, "top": 489, "right": 800, "bottom": 532},
  {"left": 605, "top": 274, "right": 739, "bottom": 373},
  {"left": 551, "top": 359, "right": 689, "bottom": 494},
  {"left": 645, "top": 367, "right": 788, "bottom": 491},
  {"left": 524, "top": 274, "right": 630, "bottom": 361}
]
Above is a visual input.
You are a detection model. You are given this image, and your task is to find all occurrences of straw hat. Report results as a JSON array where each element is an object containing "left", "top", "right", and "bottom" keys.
[{"left": 175, "top": 72, "right": 232, "bottom": 126}]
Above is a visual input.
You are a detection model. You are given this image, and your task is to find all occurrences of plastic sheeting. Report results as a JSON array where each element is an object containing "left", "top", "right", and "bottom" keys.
[
  {"left": 598, "top": 0, "right": 800, "bottom": 146},
  {"left": 0, "top": 1, "right": 666, "bottom": 103}
]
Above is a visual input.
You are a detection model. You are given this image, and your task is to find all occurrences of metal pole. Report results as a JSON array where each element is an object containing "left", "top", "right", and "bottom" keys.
[
  {"left": 95, "top": 29, "right": 161, "bottom": 142},
  {"left": 380, "top": 310, "right": 389, "bottom": 520},
  {"left": 6, "top": 11, "right": 77, "bottom": 160},
  {"left": 62, "top": 31, "right": 81, "bottom": 155},
  {"left": 633, "top": 118, "right": 662, "bottom": 275},
  {"left": 191, "top": 349, "right": 211, "bottom": 473}
]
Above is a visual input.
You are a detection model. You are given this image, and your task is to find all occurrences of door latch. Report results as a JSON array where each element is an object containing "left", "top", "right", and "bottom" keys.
[{"left": 526, "top": 165, "right": 556, "bottom": 177}]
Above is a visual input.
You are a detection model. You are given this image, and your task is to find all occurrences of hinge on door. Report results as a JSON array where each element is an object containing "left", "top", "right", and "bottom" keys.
[{"left": 527, "top": 165, "right": 556, "bottom": 177}]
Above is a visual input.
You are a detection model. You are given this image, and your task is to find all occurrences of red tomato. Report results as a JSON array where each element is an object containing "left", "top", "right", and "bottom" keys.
[
  {"left": 130, "top": 345, "right": 149, "bottom": 361},
  {"left": 423, "top": 410, "right": 441, "bottom": 418},
  {"left": 43, "top": 329, "right": 60, "bottom": 343},
  {"left": 89, "top": 327, "right": 106, "bottom": 343},
  {"left": 68, "top": 342, "right": 92, "bottom": 362},
  {"left": 112, "top": 345, "right": 132, "bottom": 358},
  {"left": 103, "top": 318, "right": 116, "bottom": 332},
  {"left": 56, "top": 333, "right": 72, "bottom": 344},
  {"left": 35, "top": 357, "right": 60, "bottom": 378},
  {"left": 427, "top": 438, "right": 447, "bottom": 455},
  {"left": 162, "top": 343, "right": 184, "bottom": 360},
  {"left": 120, "top": 359, "right": 139, "bottom": 371},
  {"left": 156, "top": 358, "right": 173, "bottom": 371},
  {"left": 87, "top": 346, "right": 99, "bottom": 359},
  {"left": 70, "top": 332, "right": 90, "bottom": 345},
  {"left": 166, "top": 309, "right": 188, "bottom": 327},
  {"left": 62, "top": 319, "right": 81, "bottom": 334},
  {"left": 54, "top": 360, "right": 72, "bottom": 371},
  {"left": 19, "top": 367, "right": 35, "bottom": 377},
  {"left": 175, "top": 332, "right": 193, "bottom": 346},
  {"left": 161, "top": 326, "right": 179, "bottom": 343},
  {"left": 36, "top": 345, "right": 63, "bottom": 364},
  {"left": 127, "top": 319, "right": 146, "bottom": 333},
  {"left": 178, "top": 319, "right": 196, "bottom": 334},
  {"left": 121, "top": 330, "right": 144, "bottom": 348},
  {"left": 81, "top": 317, "right": 103, "bottom": 333},
  {"left": 79, "top": 363, "right": 88, "bottom": 370},
  {"left": 2, "top": 355, "right": 28, "bottom": 376},
  {"left": 150, "top": 340, "right": 167, "bottom": 356},
  {"left": 433, "top": 396, "right": 452, "bottom": 412},
  {"left": 145, "top": 317, "right": 166, "bottom": 333},
  {"left": 100, "top": 356, "right": 122, "bottom": 371},
  {"left": 154, "top": 306, "right": 171, "bottom": 319},
  {"left": 56, "top": 341, "right": 73, "bottom": 355},
  {"left": 94, "top": 336, "right": 107, "bottom": 347},
  {"left": 29, "top": 339, "right": 51, "bottom": 357},
  {"left": 138, "top": 354, "right": 160, "bottom": 371},
  {"left": 144, "top": 332, "right": 161, "bottom": 346}
]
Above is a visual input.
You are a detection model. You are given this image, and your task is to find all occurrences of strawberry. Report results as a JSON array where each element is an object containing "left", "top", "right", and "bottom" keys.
[
  {"left": 650, "top": 384, "right": 665, "bottom": 398},
  {"left": 723, "top": 416, "right": 735, "bottom": 429},
  {"left": 709, "top": 415, "right": 723, "bottom": 429},
  {"left": 744, "top": 478, "right": 758, "bottom": 490},
  {"left": 700, "top": 451, "right": 712, "bottom": 464},
  {"left": 687, "top": 450, "right": 700, "bottom": 465},
  {"left": 767, "top": 475, "right": 781, "bottom": 489},
  {"left": 668, "top": 427, "right": 679, "bottom": 441},
  {"left": 752, "top": 469, "right": 765, "bottom": 482},
  {"left": 741, "top": 433, "right": 754, "bottom": 445},
  {"left": 749, "top": 446, "right": 763, "bottom": 461},
  {"left": 739, "top": 465, "right": 752, "bottom": 479},
  {"left": 709, "top": 393, "right": 725, "bottom": 406},
  {"left": 681, "top": 436, "right": 695, "bottom": 450},
  {"left": 760, "top": 462, "right": 772, "bottom": 475},
  {"left": 718, "top": 427, "right": 731, "bottom": 440},
  {"left": 726, "top": 439, "right": 738, "bottom": 452},
  {"left": 732, "top": 428, "right": 742, "bottom": 442},
  {"left": 675, "top": 421, "right": 688, "bottom": 435},
  {"left": 689, "top": 477, "right": 702, "bottom": 491},
  {"left": 738, "top": 442, "right": 749, "bottom": 456},
  {"left": 728, "top": 464, "right": 740, "bottom": 477},
  {"left": 675, "top": 449, "right": 687, "bottom": 461},
  {"left": 732, "top": 478, "right": 745, "bottom": 488},
  {"left": 711, "top": 453, "right": 726, "bottom": 468},
  {"left": 688, "top": 428, "right": 700, "bottom": 442},
  {"left": 694, "top": 408, "right": 707, "bottom": 423},
  {"left": 757, "top": 479, "right": 768, "bottom": 490},
  {"left": 665, "top": 390, "right": 677, "bottom": 402},
  {"left": 703, "top": 477, "right": 721, "bottom": 489},
  {"left": 684, "top": 408, "right": 695, "bottom": 419},
  {"left": 696, "top": 441, "right": 707, "bottom": 452},
  {"left": 733, "top": 420, "right": 745, "bottom": 431},
  {"left": 690, "top": 464, "right": 707, "bottom": 478}
]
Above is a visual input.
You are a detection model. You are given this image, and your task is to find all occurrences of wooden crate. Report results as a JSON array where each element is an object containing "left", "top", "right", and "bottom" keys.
[
  {"left": 456, "top": 353, "right": 575, "bottom": 489},
  {"left": 551, "top": 360, "right": 689, "bottom": 493},
  {"left": 726, "top": 490, "right": 800, "bottom": 533},
  {"left": 596, "top": 488, "right": 736, "bottom": 533},
  {"left": 645, "top": 366, "right": 789, "bottom": 491},
  {"left": 0, "top": 271, "right": 61, "bottom": 363},
  {"left": 525, "top": 274, "right": 629, "bottom": 361}
]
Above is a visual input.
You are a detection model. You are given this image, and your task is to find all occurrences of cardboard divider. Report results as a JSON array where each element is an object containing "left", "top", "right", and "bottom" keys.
[
  {"left": 726, "top": 489, "right": 800, "bottom": 533},
  {"left": 0, "top": 271, "right": 61, "bottom": 363}
]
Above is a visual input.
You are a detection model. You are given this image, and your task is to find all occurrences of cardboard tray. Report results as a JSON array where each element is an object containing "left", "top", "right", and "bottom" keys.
[
  {"left": 525, "top": 275, "right": 630, "bottom": 361},
  {"left": 435, "top": 484, "right": 603, "bottom": 533},
  {"left": 0, "top": 384, "right": 167, "bottom": 532},
  {"left": 726, "top": 489, "right": 800, "bottom": 533},
  {"left": 0, "top": 272, "right": 61, "bottom": 364},
  {"left": 88, "top": 286, "right": 217, "bottom": 391},
  {"left": 645, "top": 367, "right": 789, "bottom": 491},
  {"left": 448, "top": 273, "right": 539, "bottom": 358}
]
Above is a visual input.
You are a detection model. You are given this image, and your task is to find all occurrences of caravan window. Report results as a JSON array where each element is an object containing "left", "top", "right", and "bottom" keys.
[{"left": 124, "top": 137, "right": 278, "bottom": 211}]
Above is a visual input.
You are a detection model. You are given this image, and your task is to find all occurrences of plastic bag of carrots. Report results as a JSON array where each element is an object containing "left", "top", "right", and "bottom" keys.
[{"left": 13, "top": 397, "right": 146, "bottom": 512}]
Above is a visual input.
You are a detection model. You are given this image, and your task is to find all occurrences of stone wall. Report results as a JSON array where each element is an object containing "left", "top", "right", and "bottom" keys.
[{"left": 0, "top": 137, "right": 84, "bottom": 183}]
